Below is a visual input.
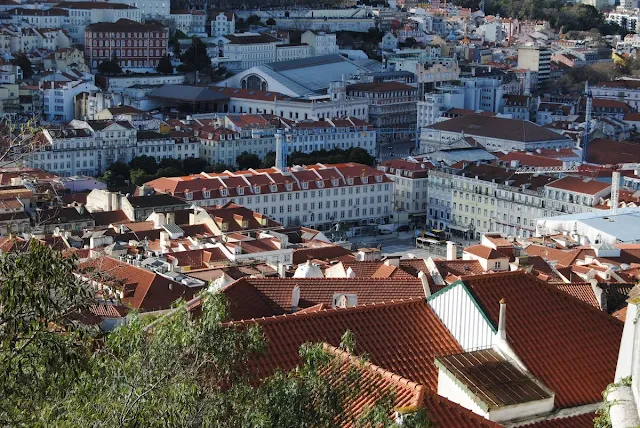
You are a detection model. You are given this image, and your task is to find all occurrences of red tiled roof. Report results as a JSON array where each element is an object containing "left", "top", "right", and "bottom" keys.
[
  {"left": 499, "top": 151, "right": 563, "bottom": 168},
  {"left": 546, "top": 176, "right": 610, "bottom": 195},
  {"left": 221, "top": 277, "right": 426, "bottom": 320},
  {"left": 340, "top": 260, "right": 416, "bottom": 279},
  {"left": 586, "top": 138, "right": 640, "bottom": 165},
  {"left": 434, "top": 259, "right": 485, "bottom": 277},
  {"left": 520, "top": 412, "right": 596, "bottom": 427},
  {"left": 91, "top": 209, "right": 130, "bottom": 226},
  {"left": 463, "top": 244, "right": 505, "bottom": 260},
  {"left": 228, "top": 299, "right": 463, "bottom": 391},
  {"left": 292, "top": 245, "right": 353, "bottom": 264},
  {"left": 552, "top": 283, "right": 599, "bottom": 308},
  {"left": 79, "top": 256, "right": 196, "bottom": 311},
  {"left": 462, "top": 271, "right": 623, "bottom": 408}
]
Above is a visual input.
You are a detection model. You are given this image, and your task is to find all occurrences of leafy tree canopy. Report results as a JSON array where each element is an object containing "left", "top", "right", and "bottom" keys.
[
  {"left": 236, "top": 151, "right": 262, "bottom": 170},
  {"left": 181, "top": 37, "right": 211, "bottom": 72},
  {"left": 288, "top": 147, "right": 376, "bottom": 167},
  {"left": 129, "top": 155, "right": 158, "bottom": 175},
  {"left": 11, "top": 53, "right": 33, "bottom": 78},
  {"left": 156, "top": 55, "right": 174, "bottom": 74}
]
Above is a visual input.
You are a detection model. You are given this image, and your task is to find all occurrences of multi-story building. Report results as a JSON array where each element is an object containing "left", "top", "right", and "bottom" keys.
[
  {"left": 146, "top": 163, "right": 394, "bottom": 228},
  {"left": 43, "top": 47, "right": 88, "bottom": 73},
  {"left": 428, "top": 164, "right": 613, "bottom": 240},
  {"left": 195, "top": 114, "right": 375, "bottom": 167},
  {"left": 0, "top": 26, "right": 71, "bottom": 54},
  {"left": 169, "top": 10, "right": 206, "bottom": 37},
  {"left": 236, "top": 9, "right": 374, "bottom": 32},
  {"left": 592, "top": 79, "right": 640, "bottom": 111},
  {"left": 377, "top": 158, "right": 431, "bottom": 226},
  {"left": 27, "top": 119, "right": 199, "bottom": 176},
  {"left": 500, "top": 95, "right": 533, "bottom": 121},
  {"left": 421, "top": 114, "right": 574, "bottom": 153},
  {"left": 84, "top": 19, "right": 169, "bottom": 70},
  {"left": 300, "top": 30, "right": 339, "bottom": 56},
  {"left": 346, "top": 81, "right": 418, "bottom": 132},
  {"left": 4, "top": 8, "right": 70, "bottom": 32},
  {"left": 41, "top": 70, "right": 99, "bottom": 121},
  {"left": 222, "top": 33, "right": 279, "bottom": 72},
  {"left": 276, "top": 43, "right": 312, "bottom": 62},
  {"left": 517, "top": 45, "right": 551, "bottom": 82},
  {"left": 55, "top": 1, "right": 142, "bottom": 43},
  {"left": 210, "top": 11, "right": 234, "bottom": 37},
  {"left": 119, "top": 0, "right": 169, "bottom": 18}
]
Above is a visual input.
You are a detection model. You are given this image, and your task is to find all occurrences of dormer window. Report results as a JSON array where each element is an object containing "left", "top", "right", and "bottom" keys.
[
  {"left": 286, "top": 183, "right": 293, "bottom": 191},
  {"left": 220, "top": 188, "right": 228, "bottom": 197},
  {"left": 302, "top": 182, "right": 308, "bottom": 189},
  {"left": 332, "top": 179, "right": 339, "bottom": 186},
  {"left": 203, "top": 190, "right": 210, "bottom": 198},
  {"left": 375, "top": 175, "right": 382, "bottom": 183},
  {"left": 238, "top": 187, "right": 244, "bottom": 195},
  {"left": 317, "top": 180, "right": 324, "bottom": 188},
  {"left": 362, "top": 176, "right": 368, "bottom": 184},
  {"left": 221, "top": 222, "right": 229, "bottom": 231},
  {"left": 185, "top": 191, "right": 193, "bottom": 200},
  {"left": 254, "top": 185, "right": 261, "bottom": 194},
  {"left": 347, "top": 177, "right": 354, "bottom": 185},
  {"left": 270, "top": 184, "right": 277, "bottom": 192}
]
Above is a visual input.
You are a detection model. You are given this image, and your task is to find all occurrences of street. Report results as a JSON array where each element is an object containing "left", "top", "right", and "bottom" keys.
[
  {"left": 377, "top": 139, "right": 418, "bottom": 162},
  {"left": 347, "top": 231, "right": 479, "bottom": 259}
]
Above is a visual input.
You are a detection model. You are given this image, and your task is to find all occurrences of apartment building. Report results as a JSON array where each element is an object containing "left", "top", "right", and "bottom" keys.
[
  {"left": 43, "top": 47, "right": 88, "bottom": 73},
  {"left": 169, "top": 10, "right": 206, "bottom": 37},
  {"left": 41, "top": 70, "right": 99, "bottom": 121},
  {"left": 195, "top": 114, "right": 375, "bottom": 167},
  {"left": 427, "top": 164, "right": 612, "bottom": 240},
  {"left": 210, "top": 11, "right": 234, "bottom": 37},
  {"left": 592, "top": 79, "right": 640, "bottom": 111},
  {"left": 346, "top": 81, "right": 418, "bottom": 132},
  {"left": 0, "top": 25, "right": 71, "bottom": 54},
  {"left": 517, "top": 45, "right": 551, "bottom": 82},
  {"left": 55, "top": 1, "right": 142, "bottom": 43},
  {"left": 223, "top": 33, "right": 279, "bottom": 72},
  {"left": 275, "top": 43, "right": 312, "bottom": 62},
  {"left": 300, "top": 30, "right": 339, "bottom": 56},
  {"left": 4, "top": 8, "right": 69, "bottom": 31},
  {"left": 377, "top": 158, "right": 432, "bottom": 225},
  {"left": 28, "top": 120, "right": 199, "bottom": 177},
  {"left": 146, "top": 163, "right": 394, "bottom": 228},
  {"left": 84, "top": 19, "right": 169, "bottom": 70},
  {"left": 119, "top": 0, "right": 169, "bottom": 18}
]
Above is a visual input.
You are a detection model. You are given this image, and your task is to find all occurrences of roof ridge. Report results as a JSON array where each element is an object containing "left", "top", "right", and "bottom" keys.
[
  {"left": 322, "top": 343, "right": 427, "bottom": 407},
  {"left": 229, "top": 297, "right": 427, "bottom": 326}
]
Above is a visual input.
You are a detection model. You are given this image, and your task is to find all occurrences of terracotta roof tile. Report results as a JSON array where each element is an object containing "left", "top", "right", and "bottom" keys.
[
  {"left": 546, "top": 176, "right": 610, "bottom": 195},
  {"left": 520, "top": 412, "right": 596, "bottom": 427},
  {"left": 228, "top": 299, "right": 463, "bottom": 391},
  {"left": 463, "top": 244, "right": 505, "bottom": 260},
  {"left": 221, "top": 277, "right": 426, "bottom": 320},
  {"left": 462, "top": 271, "right": 623, "bottom": 408},
  {"left": 552, "top": 282, "right": 600, "bottom": 308},
  {"left": 292, "top": 245, "right": 353, "bottom": 264}
]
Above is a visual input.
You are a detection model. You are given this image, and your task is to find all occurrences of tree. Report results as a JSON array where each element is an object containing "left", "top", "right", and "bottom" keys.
[
  {"left": 402, "top": 37, "right": 419, "bottom": 48},
  {"left": 1, "top": 247, "right": 432, "bottom": 426},
  {"left": 11, "top": 53, "right": 32, "bottom": 79},
  {"left": 181, "top": 37, "right": 211, "bottom": 72},
  {"left": 183, "top": 156, "right": 210, "bottom": 174},
  {"left": 0, "top": 241, "right": 93, "bottom": 425},
  {"left": 210, "top": 162, "right": 230, "bottom": 173},
  {"left": 347, "top": 147, "right": 376, "bottom": 166},
  {"left": 247, "top": 15, "right": 261, "bottom": 26},
  {"left": 130, "top": 168, "right": 155, "bottom": 185},
  {"left": 266, "top": 17, "right": 276, "bottom": 26},
  {"left": 129, "top": 155, "right": 158, "bottom": 175},
  {"left": 102, "top": 161, "right": 130, "bottom": 186},
  {"left": 236, "top": 151, "right": 262, "bottom": 170},
  {"left": 262, "top": 151, "right": 276, "bottom": 168},
  {"left": 97, "top": 58, "right": 123, "bottom": 75},
  {"left": 159, "top": 158, "right": 184, "bottom": 173},
  {"left": 157, "top": 166, "right": 184, "bottom": 177},
  {"left": 156, "top": 55, "right": 173, "bottom": 74}
]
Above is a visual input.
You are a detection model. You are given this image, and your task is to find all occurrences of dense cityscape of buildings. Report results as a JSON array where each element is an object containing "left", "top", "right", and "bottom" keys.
[{"left": 3, "top": 0, "right": 640, "bottom": 426}]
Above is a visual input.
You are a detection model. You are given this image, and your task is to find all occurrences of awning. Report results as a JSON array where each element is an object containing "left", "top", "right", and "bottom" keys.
[{"left": 448, "top": 224, "right": 470, "bottom": 232}]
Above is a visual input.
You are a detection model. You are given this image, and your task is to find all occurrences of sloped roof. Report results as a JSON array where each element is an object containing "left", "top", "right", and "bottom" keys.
[
  {"left": 228, "top": 299, "right": 463, "bottom": 391},
  {"left": 461, "top": 271, "right": 623, "bottom": 408},
  {"left": 148, "top": 85, "right": 229, "bottom": 102},
  {"left": 221, "top": 277, "right": 425, "bottom": 320},
  {"left": 552, "top": 283, "right": 599, "bottom": 309},
  {"left": 519, "top": 412, "right": 596, "bottom": 427},
  {"left": 546, "top": 176, "right": 610, "bottom": 195},
  {"left": 427, "top": 114, "right": 571, "bottom": 143},
  {"left": 464, "top": 244, "right": 505, "bottom": 260}
]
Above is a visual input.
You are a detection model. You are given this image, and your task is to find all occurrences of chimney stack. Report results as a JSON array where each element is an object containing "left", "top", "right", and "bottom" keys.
[
  {"left": 446, "top": 241, "right": 457, "bottom": 260},
  {"left": 418, "top": 271, "right": 431, "bottom": 298},
  {"left": 291, "top": 285, "right": 300, "bottom": 312},
  {"left": 498, "top": 298, "right": 507, "bottom": 340}
]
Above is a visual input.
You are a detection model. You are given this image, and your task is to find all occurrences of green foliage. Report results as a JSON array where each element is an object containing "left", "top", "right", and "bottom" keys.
[
  {"left": 130, "top": 168, "right": 155, "bottom": 186},
  {"left": 102, "top": 161, "right": 130, "bottom": 186},
  {"left": 236, "top": 151, "right": 262, "bottom": 170},
  {"left": 547, "top": 62, "right": 622, "bottom": 93},
  {"left": 129, "top": 155, "right": 158, "bottom": 175},
  {"left": 183, "top": 157, "right": 211, "bottom": 174},
  {"left": 594, "top": 376, "right": 633, "bottom": 428},
  {"left": 247, "top": 15, "right": 261, "bottom": 25},
  {"left": 156, "top": 54, "right": 174, "bottom": 74},
  {"left": 288, "top": 147, "right": 376, "bottom": 167},
  {"left": 210, "top": 162, "right": 231, "bottom": 173},
  {"left": 266, "top": 17, "right": 276, "bottom": 26},
  {"left": 263, "top": 151, "right": 276, "bottom": 168},
  {"left": 0, "top": 241, "right": 94, "bottom": 425},
  {"left": 401, "top": 37, "right": 419, "bottom": 48},
  {"left": 98, "top": 58, "right": 123, "bottom": 75},
  {"left": 156, "top": 166, "right": 184, "bottom": 177},
  {"left": 181, "top": 37, "right": 211, "bottom": 72},
  {"left": 11, "top": 53, "right": 33, "bottom": 78}
]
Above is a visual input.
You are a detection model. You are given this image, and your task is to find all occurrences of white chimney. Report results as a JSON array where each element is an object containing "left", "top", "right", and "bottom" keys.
[
  {"left": 418, "top": 271, "right": 431, "bottom": 298},
  {"left": 346, "top": 266, "right": 356, "bottom": 278},
  {"left": 498, "top": 298, "right": 507, "bottom": 340},
  {"left": 446, "top": 241, "right": 457, "bottom": 261},
  {"left": 160, "top": 230, "right": 170, "bottom": 249},
  {"left": 291, "top": 285, "right": 300, "bottom": 312}
]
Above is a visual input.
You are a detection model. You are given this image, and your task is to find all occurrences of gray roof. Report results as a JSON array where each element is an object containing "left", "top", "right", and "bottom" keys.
[
  {"left": 544, "top": 208, "right": 640, "bottom": 243},
  {"left": 148, "top": 85, "right": 229, "bottom": 102},
  {"left": 260, "top": 54, "right": 370, "bottom": 95},
  {"left": 427, "top": 115, "right": 572, "bottom": 143},
  {"left": 162, "top": 223, "right": 184, "bottom": 235}
]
